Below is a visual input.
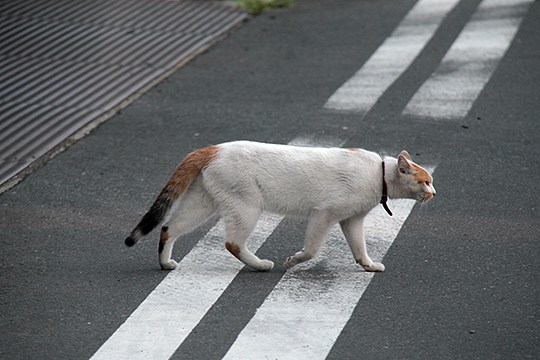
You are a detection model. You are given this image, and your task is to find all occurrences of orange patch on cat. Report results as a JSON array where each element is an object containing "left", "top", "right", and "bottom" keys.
[
  {"left": 412, "top": 164, "right": 432, "bottom": 183},
  {"left": 225, "top": 242, "right": 241, "bottom": 260},
  {"left": 345, "top": 148, "right": 359, "bottom": 152},
  {"left": 166, "top": 145, "right": 218, "bottom": 199},
  {"left": 158, "top": 226, "right": 169, "bottom": 254},
  {"left": 160, "top": 226, "right": 169, "bottom": 244}
]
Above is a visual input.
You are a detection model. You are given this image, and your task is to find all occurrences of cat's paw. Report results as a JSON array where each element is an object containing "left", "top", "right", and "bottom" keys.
[
  {"left": 255, "top": 259, "right": 274, "bottom": 272},
  {"left": 160, "top": 259, "right": 178, "bottom": 270},
  {"left": 361, "top": 262, "right": 385, "bottom": 272},
  {"left": 283, "top": 256, "right": 298, "bottom": 269}
]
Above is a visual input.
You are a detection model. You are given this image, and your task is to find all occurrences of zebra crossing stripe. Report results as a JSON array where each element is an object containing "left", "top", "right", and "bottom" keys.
[
  {"left": 403, "top": 0, "right": 532, "bottom": 119},
  {"left": 324, "top": 0, "right": 460, "bottom": 113},
  {"left": 90, "top": 214, "right": 283, "bottom": 360},
  {"left": 223, "top": 170, "right": 436, "bottom": 360}
]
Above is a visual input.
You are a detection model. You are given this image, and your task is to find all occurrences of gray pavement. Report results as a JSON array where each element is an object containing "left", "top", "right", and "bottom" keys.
[{"left": 1, "top": 0, "right": 539, "bottom": 359}]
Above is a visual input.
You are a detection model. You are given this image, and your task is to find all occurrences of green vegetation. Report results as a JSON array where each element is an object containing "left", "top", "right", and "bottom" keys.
[{"left": 235, "top": 0, "right": 295, "bottom": 15}]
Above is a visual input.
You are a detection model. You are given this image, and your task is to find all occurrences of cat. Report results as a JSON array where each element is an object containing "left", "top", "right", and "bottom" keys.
[{"left": 125, "top": 141, "right": 436, "bottom": 272}]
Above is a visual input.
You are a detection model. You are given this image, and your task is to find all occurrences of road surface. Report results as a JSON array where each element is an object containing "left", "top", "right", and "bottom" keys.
[{"left": 1, "top": 0, "right": 538, "bottom": 359}]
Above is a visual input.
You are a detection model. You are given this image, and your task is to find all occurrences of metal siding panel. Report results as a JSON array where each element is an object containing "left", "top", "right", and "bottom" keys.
[{"left": 0, "top": 0, "right": 247, "bottom": 189}]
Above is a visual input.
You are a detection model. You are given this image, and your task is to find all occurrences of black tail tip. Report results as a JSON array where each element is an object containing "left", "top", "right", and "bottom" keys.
[{"left": 125, "top": 236, "right": 137, "bottom": 247}]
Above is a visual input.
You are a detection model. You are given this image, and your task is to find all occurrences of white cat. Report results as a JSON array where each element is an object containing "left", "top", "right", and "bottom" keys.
[{"left": 125, "top": 141, "right": 436, "bottom": 272}]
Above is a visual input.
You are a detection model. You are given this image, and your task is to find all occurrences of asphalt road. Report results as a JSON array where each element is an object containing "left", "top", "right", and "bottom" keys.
[{"left": 1, "top": 0, "right": 539, "bottom": 359}]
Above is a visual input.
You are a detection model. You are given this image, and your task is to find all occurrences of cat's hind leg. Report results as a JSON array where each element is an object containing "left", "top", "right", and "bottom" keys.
[
  {"left": 223, "top": 208, "right": 274, "bottom": 271},
  {"left": 283, "top": 213, "right": 334, "bottom": 269},
  {"left": 340, "top": 214, "right": 385, "bottom": 272},
  {"left": 159, "top": 184, "right": 215, "bottom": 270}
]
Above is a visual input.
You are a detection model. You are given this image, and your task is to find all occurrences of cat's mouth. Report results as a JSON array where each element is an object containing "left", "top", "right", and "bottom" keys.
[{"left": 417, "top": 192, "right": 434, "bottom": 203}]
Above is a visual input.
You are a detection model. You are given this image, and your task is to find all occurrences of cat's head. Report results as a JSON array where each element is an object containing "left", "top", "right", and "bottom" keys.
[{"left": 396, "top": 150, "right": 436, "bottom": 202}]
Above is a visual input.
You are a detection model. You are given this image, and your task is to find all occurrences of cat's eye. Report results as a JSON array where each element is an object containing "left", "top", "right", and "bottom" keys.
[{"left": 425, "top": 181, "right": 430, "bottom": 186}]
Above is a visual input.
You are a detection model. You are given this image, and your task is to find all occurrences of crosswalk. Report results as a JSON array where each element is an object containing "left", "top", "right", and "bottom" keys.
[
  {"left": 325, "top": 0, "right": 461, "bottom": 114},
  {"left": 326, "top": 0, "right": 532, "bottom": 120},
  {"left": 91, "top": 214, "right": 284, "bottom": 360},
  {"left": 90, "top": 0, "right": 531, "bottom": 358},
  {"left": 403, "top": 0, "right": 531, "bottom": 119}
]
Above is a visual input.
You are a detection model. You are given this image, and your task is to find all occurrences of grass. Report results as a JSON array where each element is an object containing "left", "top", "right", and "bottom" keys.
[{"left": 235, "top": 0, "right": 295, "bottom": 15}]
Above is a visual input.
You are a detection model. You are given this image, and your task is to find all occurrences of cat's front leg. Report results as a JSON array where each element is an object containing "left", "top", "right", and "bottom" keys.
[{"left": 340, "top": 215, "right": 385, "bottom": 272}]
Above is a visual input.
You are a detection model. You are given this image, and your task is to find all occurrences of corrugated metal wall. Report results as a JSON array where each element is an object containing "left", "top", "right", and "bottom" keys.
[{"left": 0, "top": 0, "right": 246, "bottom": 191}]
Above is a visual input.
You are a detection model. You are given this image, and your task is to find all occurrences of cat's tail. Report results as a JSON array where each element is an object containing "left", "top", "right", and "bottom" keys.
[
  {"left": 124, "top": 145, "right": 218, "bottom": 247},
  {"left": 124, "top": 186, "right": 175, "bottom": 247}
]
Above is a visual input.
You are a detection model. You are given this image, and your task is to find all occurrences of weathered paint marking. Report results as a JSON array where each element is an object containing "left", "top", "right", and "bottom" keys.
[
  {"left": 403, "top": 0, "right": 532, "bottom": 119},
  {"left": 91, "top": 214, "right": 283, "bottom": 360},
  {"left": 324, "top": 0, "right": 460, "bottom": 114}
]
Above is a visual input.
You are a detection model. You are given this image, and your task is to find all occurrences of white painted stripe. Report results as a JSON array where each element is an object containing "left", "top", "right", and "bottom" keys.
[
  {"left": 224, "top": 168, "right": 436, "bottom": 360},
  {"left": 90, "top": 214, "right": 282, "bottom": 360},
  {"left": 403, "top": 0, "right": 532, "bottom": 119},
  {"left": 324, "top": 0, "right": 460, "bottom": 113},
  {"left": 288, "top": 134, "right": 347, "bottom": 148},
  {"left": 90, "top": 136, "right": 343, "bottom": 360}
]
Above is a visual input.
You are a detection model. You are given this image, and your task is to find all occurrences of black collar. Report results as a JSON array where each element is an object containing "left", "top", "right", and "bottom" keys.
[{"left": 381, "top": 160, "right": 393, "bottom": 216}]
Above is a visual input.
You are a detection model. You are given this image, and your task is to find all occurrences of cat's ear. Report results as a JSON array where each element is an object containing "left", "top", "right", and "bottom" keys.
[
  {"left": 398, "top": 153, "right": 414, "bottom": 175},
  {"left": 399, "top": 150, "right": 412, "bottom": 160}
]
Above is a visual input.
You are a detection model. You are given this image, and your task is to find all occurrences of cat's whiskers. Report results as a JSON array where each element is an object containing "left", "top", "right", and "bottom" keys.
[{"left": 416, "top": 192, "right": 432, "bottom": 210}]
